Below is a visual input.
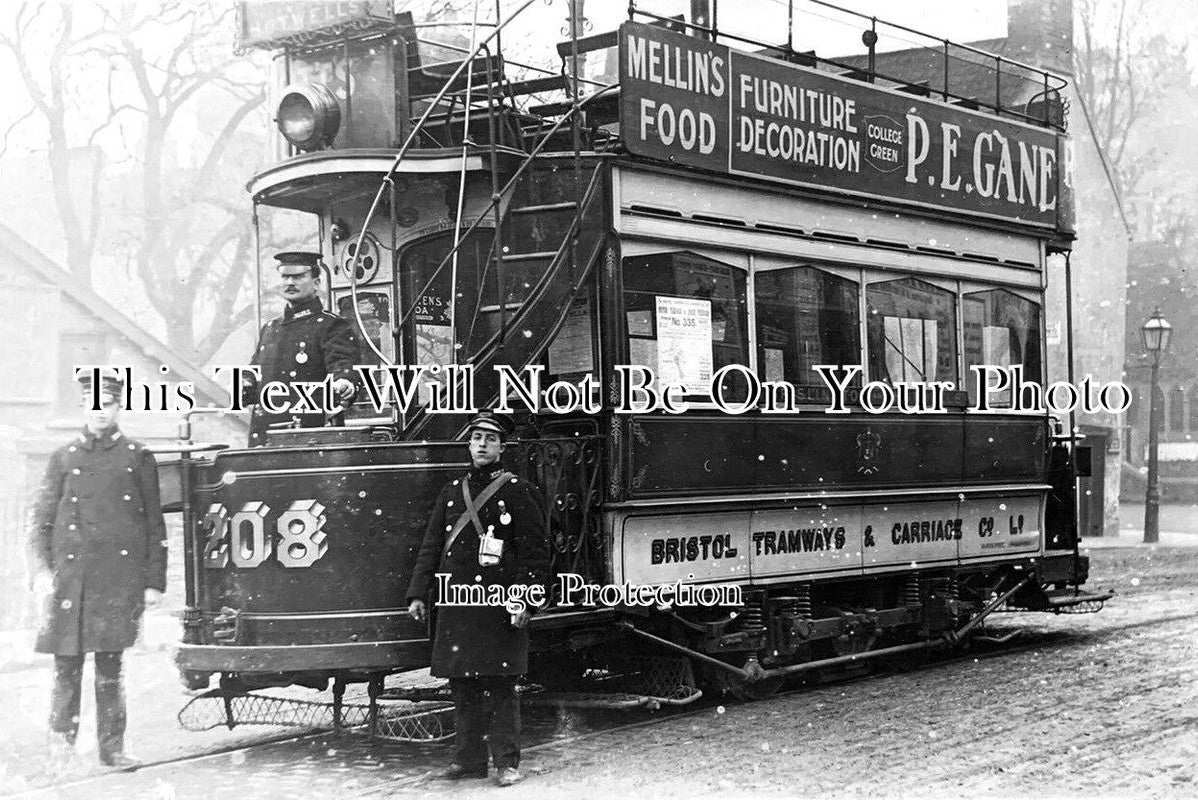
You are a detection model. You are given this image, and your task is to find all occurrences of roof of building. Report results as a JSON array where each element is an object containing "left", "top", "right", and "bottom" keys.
[{"left": 0, "top": 220, "right": 231, "bottom": 406}]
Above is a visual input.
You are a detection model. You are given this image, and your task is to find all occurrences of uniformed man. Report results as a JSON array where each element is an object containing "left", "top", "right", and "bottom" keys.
[
  {"left": 28, "top": 371, "right": 167, "bottom": 771},
  {"left": 405, "top": 411, "right": 550, "bottom": 788},
  {"left": 243, "top": 251, "right": 361, "bottom": 446}
]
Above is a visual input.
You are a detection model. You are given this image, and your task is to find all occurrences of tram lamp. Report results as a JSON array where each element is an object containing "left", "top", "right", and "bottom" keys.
[
  {"left": 1141, "top": 307, "right": 1171, "bottom": 545},
  {"left": 276, "top": 84, "right": 341, "bottom": 152}
]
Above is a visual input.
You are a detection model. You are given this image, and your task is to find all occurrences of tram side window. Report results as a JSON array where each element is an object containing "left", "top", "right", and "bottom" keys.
[
  {"left": 754, "top": 267, "right": 860, "bottom": 394},
  {"left": 867, "top": 278, "right": 958, "bottom": 386},
  {"left": 622, "top": 252, "right": 749, "bottom": 401},
  {"left": 962, "top": 289, "right": 1042, "bottom": 407}
]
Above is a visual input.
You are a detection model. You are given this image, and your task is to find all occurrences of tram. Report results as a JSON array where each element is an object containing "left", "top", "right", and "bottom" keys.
[{"left": 171, "top": 0, "right": 1111, "bottom": 705}]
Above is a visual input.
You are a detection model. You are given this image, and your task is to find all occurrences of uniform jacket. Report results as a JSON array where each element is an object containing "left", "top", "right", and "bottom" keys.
[
  {"left": 244, "top": 296, "right": 361, "bottom": 445},
  {"left": 406, "top": 464, "right": 550, "bottom": 678},
  {"left": 28, "top": 428, "right": 168, "bottom": 655}
]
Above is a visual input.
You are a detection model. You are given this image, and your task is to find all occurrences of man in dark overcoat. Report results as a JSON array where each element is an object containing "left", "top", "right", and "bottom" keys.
[
  {"left": 243, "top": 251, "right": 361, "bottom": 446},
  {"left": 28, "top": 371, "right": 167, "bottom": 771},
  {"left": 406, "top": 411, "right": 550, "bottom": 787}
]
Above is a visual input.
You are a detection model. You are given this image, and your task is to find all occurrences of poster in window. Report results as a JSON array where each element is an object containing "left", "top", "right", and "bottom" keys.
[
  {"left": 882, "top": 316, "right": 937, "bottom": 383},
  {"left": 655, "top": 296, "right": 712, "bottom": 393},
  {"left": 982, "top": 325, "right": 1013, "bottom": 404},
  {"left": 338, "top": 291, "right": 394, "bottom": 362},
  {"left": 549, "top": 301, "right": 594, "bottom": 376}
]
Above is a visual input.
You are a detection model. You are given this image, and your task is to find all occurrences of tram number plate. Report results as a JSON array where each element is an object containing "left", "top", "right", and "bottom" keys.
[{"left": 200, "top": 500, "right": 329, "bottom": 569}]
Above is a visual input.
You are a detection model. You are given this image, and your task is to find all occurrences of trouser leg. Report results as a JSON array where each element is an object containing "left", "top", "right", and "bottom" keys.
[
  {"left": 93, "top": 651, "right": 126, "bottom": 759},
  {"left": 50, "top": 655, "right": 84, "bottom": 743},
  {"left": 486, "top": 676, "right": 520, "bottom": 770},
  {"left": 448, "top": 678, "right": 488, "bottom": 770}
]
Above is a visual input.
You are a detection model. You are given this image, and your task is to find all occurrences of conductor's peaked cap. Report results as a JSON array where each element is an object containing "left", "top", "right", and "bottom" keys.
[
  {"left": 76, "top": 368, "right": 125, "bottom": 395},
  {"left": 274, "top": 251, "right": 323, "bottom": 269},
  {"left": 467, "top": 411, "right": 515, "bottom": 440}
]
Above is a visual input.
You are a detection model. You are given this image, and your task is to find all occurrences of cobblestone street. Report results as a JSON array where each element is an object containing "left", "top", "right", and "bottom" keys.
[{"left": 3, "top": 543, "right": 1194, "bottom": 799}]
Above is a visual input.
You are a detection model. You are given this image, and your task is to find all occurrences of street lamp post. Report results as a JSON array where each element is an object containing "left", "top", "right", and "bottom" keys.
[{"left": 1142, "top": 308, "right": 1172, "bottom": 544}]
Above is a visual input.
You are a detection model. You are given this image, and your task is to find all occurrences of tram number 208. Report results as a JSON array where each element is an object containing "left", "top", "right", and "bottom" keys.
[{"left": 201, "top": 500, "right": 328, "bottom": 569}]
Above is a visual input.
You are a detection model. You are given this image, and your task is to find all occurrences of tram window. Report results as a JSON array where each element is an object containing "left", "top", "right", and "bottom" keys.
[
  {"left": 546, "top": 293, "right": 597, "bottom": 384},
  {"left": 754, "top": 267, "right": 860, "bottom": 394},
  {"left": 962, "top": 289, "right": 1042, "bottom": 406},
  {"left": 622, "top": 252, "right": 749, "bottom": 401},
  {"left": 867, "top": 278, "right": 958, "bottom": 386},
  {"left": 399, "top": 229, "right": 504, "bottom": 364},
  {"left": 1189, "top": 386, "right": 1198, "bottom": 432}
]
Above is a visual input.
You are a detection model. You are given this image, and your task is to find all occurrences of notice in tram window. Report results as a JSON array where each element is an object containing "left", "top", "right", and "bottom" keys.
[
  {"left": 982, "top": 325, "right": 1013, "bottom": 405},
  {"left": 763, "top": 347, "right": 785, "bottom": 383},
  {"left": 549, "top": 301, "right": 594, "bottom": 376},
  {"left": 655, "top": 296, "right": 712, "bottom": 393}
]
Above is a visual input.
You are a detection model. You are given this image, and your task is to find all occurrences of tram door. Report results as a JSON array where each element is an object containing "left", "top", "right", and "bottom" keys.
[{"left": 1077, "top": 426, "right": 1108, "bottom": 537}]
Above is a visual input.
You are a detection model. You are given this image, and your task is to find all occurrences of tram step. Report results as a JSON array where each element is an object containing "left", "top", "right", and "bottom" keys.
[
  {"left": 509, "top": 201, "right": 579, "bottom": 215},
  {"left": 507, "top": 74, "right": 570, "bottom": 96},
  {"left": 529, "top": 90, "right": 620, "bottom": 119},
  {"left": 1043, "top": 587, "right": 1115, "bottom": 609}
]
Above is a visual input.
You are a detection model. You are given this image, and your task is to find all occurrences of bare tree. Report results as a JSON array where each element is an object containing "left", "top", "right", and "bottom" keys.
[
  {"left": 0, "top": 0, "right": 265, "bottom": 363},
  {"left": 1073, "top": 0, "right": 1192, "bottom": 235}
]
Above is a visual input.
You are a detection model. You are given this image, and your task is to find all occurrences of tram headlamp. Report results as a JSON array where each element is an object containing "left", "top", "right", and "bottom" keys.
[{"left": 276, "top": 83, "right": 341, "bottom": 152}]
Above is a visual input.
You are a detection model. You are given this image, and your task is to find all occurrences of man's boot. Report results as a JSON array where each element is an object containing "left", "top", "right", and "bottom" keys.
[{"left": 495, "top": 767, "right": 522, "bottom": 787}]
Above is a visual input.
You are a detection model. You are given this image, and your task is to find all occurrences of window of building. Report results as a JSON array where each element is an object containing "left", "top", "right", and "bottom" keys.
[
  {"left": 866, "top": 277, "right": 957, "bottom": 386},
  {"left": 962, "top": 288, "right": 1042, "bottom": 406},
  {"left": 1170, "top": 385, "right": 1186, "bottom": 432},
  {"left": 622, "top": 251, "right": 749, "bottom": 401},
  {"left": 754, "top": 266, "right": 859, "bottom": 397}
]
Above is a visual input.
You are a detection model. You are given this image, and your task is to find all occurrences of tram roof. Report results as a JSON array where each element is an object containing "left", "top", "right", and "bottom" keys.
[{"left": 248, "top": 147, "right": 527, "bottom": 211}]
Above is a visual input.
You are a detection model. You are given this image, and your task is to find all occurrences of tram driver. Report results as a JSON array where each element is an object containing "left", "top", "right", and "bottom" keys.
[
  {"left": 242, "top": 251, "right": 361, "bottom": 446},
  {"left": 405, "top": 411, "right": 550, "bottom": 787}
]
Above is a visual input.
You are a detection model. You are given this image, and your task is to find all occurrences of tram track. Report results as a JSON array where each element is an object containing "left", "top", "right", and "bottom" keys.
[{"left": 22, "top": 605, "right": 1192, "bottom": 799}]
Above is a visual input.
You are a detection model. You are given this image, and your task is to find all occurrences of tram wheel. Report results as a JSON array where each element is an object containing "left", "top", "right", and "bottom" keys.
[{"left": 697, "top": 655, "right": 786, "bottom": 701}]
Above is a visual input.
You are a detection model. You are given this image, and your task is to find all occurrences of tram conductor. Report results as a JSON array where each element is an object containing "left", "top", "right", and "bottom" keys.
[
  {"left": 405, "top": 411, "right": 550, "bottom": 788},
  {"left": 243, "top": 251, "right": 361, "bottom": 446},
  {"left": 28, "top": 371, "right": 166, "bottom": 771}
]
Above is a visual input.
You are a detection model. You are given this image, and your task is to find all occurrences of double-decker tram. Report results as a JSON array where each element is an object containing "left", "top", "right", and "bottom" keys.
[{"left": 172, "top": 0, "right": 1113, "bottom": 717}]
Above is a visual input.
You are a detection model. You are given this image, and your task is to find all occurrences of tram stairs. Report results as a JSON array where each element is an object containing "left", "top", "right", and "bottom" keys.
[{"left": 402, "top": 154, "right": 608, "bottom": 442}]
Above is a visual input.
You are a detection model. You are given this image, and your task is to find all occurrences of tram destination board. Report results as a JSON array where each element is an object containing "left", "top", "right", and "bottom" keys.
[
  {"left": 618, "top": 22, "right": 1074, "bottom": 233},
  {"left": 237, "top": 1, "right": 392, "bottom": 50}
]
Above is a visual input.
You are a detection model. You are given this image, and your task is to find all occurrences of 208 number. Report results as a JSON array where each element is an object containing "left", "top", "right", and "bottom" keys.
[{"left": 200, "top": 500, "right": 329, "bottom": 569}]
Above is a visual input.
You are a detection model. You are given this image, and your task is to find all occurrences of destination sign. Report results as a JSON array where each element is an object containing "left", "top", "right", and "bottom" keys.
[
  {"left": 618, "top": 494, "right": 1043, "bottom": 585},
  {"left": 237, "top": 1, "right": 390, "bottom": 49},
  {"left": 618, "top": 22, "right": 1072, "bottom": 231}
]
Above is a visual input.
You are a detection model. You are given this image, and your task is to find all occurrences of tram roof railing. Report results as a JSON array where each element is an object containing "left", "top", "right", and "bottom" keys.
[{"left": 610, "top": 1, "right": 1069, "bottom": 131}]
